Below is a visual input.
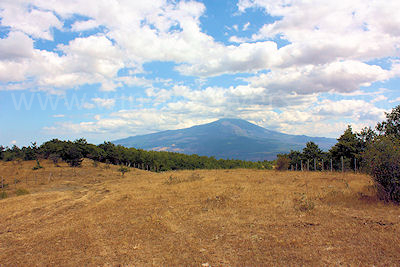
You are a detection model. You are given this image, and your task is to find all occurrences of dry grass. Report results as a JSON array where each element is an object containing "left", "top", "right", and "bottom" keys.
[{"left": 1, "top": 160, "right": 400, "bottom": 266}]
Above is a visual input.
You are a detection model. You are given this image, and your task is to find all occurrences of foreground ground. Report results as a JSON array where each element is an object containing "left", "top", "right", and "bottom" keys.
[{"left": 0, "top": 160, "right": 399, "bottom": 266}]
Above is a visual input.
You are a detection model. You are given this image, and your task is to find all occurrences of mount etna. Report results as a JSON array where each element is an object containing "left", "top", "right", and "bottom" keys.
[{"left": 113, "top": 119, "right": 336, "bottom": 161}]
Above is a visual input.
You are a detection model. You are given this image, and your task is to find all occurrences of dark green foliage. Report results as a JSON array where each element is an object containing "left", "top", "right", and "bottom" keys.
[
  {"left": 0, "top": 138, "right": 270, "bottom": 171},
  {"left": 276, "top": 154, "right": 290, "bottom": 171},
  {"left": 302, "top": 142, "right": 322, "bottom": 160},
  {"left": 359, "top": 105, "right": 400, "bottom": 203},
  {"left": 288, "top": 150, "right": 302, "bottom": 167},
  {"left": 329, "top": 125, "right": 362, "bottom": 171},
  {"left": 363, "top": 136, "right": 400, "bottom": 202},
  {"left": 49, "top": 153, "right": 61, "bottom": 166},
  {"left": 62, "top": 143, "right": 83, "bottom": 167},
  {"left": 376, "top": 105, "right": 400, "bottom": 139}
]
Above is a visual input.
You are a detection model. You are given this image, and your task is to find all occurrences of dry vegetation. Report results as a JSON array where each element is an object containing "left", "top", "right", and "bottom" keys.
[{"left": 1, "top": 159, "right": 400, "bottom": 266}]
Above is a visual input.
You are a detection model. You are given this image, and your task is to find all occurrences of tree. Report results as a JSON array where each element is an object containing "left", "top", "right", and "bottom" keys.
[
  {"left": 376, "top": 105, "right": 400, "bottom": 139},
  {"left": 363, "top": 136, "right": 400, "bottom": 202},
  {"left": 357, "top": 126, "right": 376, "bottom": 151},
  {"left": 302, "top": 142, "right": 322, "bottom": 160},
  {"left": 361, "top": 105, "right": 400, "bottom": 202},
  {"left": 330, "top": 125, "right": 362, "bottom": 170},
  {"left": 288, "top": 150, "right": 302, "bottom": 169},
  {"left": 276, "top": 154, "right": 290, "bottom": 171},
  {"left": 62, "top": 143, "right": 83, "bottom": 167},
  {"left": 0, "top": 146, "right": 4, "bottom": 160}
]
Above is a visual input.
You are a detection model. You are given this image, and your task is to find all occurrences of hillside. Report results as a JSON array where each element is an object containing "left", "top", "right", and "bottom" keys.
[
  {"left": 1, "top": 160, "right": 400, "bottom": 265},
  {"left": 113, "top": 118, "right": 336, "bottom": 161}
]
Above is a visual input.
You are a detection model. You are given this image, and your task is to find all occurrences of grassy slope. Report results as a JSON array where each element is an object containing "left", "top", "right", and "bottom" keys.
[{"left": 0, "top": 160, "right": 399, "bottom": 266}]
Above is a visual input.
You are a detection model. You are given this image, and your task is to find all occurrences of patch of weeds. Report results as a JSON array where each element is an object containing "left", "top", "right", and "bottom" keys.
[
  {"left": 187, "top": 173, "right": 202, "bottom": 182},
  {"left": 293, "top": 193, "right": 315, "bottom": 212},
  {"left": 204, "top": 194, "right": 230, "bottom": 208},
  {"left": 164, "top": 175, "right": 183, "bottom": 185},
  {"left": 164, "top": 173, "right": 203, "bottom": 185},
  {"left": 32, "top": 160, "right": 43, "bottom": 170},
  {"left": 0, "top": 191, "right": 7, "bottom": 199},
  {"left": 118, "top": 165, "right": 130, "bottom": 176},
  {"left": 15, "top": 188, "right": 30, "bottom": 196}
]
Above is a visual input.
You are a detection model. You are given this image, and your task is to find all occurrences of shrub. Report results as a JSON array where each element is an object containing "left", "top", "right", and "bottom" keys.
[
  {"left": 293, "top": 193, "right": 315, "bottom": 212},
  {"left": 275, "top": 155, "right": 290, "bottom": 171},
  {"left": 363, "top": 136, "right": 400, "bottom": 203},
  {"left": 32, "top": 159, "right": 43, "bottom": 170},
  {"left": 15, "top": 188, "right": 30, "bottom": 196},
  {"left": 118, "top": 165, "right": 130, "bottom": 176},
  {"left": 49, "top": 153, "right": 61, "bottom": 166},
  {"left": 0, "top": 191, "right": 7, "bottom": 199}
]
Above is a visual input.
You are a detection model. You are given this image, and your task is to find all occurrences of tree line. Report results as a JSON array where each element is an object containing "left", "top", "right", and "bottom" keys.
[
  {"left": 0, "top": 139, "right": 273, "bottom": 171},
  {"left": 277, "top": 105, "right": 400, "bottom": 203},
  {"left": 276, "top": 125, "right": 364, "bottom": 172}
]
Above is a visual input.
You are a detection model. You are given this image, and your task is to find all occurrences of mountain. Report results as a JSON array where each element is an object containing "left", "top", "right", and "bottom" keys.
[{"left": 113, "top": 118, "right": 337, "bottom": 161}]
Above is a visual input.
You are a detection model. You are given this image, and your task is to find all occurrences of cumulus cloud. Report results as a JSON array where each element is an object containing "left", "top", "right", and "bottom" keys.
[
  {"left": 70, "top": 19, "right": 100, "bottom": 32},
  {"left": 247, "top": 61, "right": 392, "bottom": 94},
  {"left": 238, "top": 0, "right": 400, "bottom": 63},
  {"left": 0, "top": 2, "right": 62, "bottom": 40},
  {"left": 315, "top": 99, "right": 386, "bottom": 122}
]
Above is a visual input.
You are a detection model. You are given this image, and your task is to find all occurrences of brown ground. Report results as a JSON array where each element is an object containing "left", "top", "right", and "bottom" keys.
[{"left": 0, "top": 159, "right": 399, "bottom": 266}]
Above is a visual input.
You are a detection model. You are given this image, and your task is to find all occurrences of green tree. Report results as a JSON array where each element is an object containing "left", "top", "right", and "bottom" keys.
[
  {"left": 363, "top": 136, "right": 400, "bottom": 202},
  {"left": 62, "top": 143, "right": 83, "bottom": 167},
  {"left": 302, "top": 142, "right": 322, "bottom": 160},
  {"left": 330, "top": 125, "right": 362, "bottom": 170},
  {"left": 357, "top": 126, "right": 376, "bottom": 151},
  {"left": 376, "top": 105, "right": 400, "bottom": 139},
  {"left": 0, "top": 145, "right": 4, "bottom": 160},
  {"left": 288, "top": 150, "right": 302, "bottom": 170}
]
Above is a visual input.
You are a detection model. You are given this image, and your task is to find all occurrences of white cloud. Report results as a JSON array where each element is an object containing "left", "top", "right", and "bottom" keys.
[
  {"left": 239, "top": 0, "right": 400, "bottom": 64},
  {"left": 0, "top": 32, "right": 34, "bottom": 60},
  {"left": 71, "top": 19, "right": 99, "bottom": 32},
  {"left": 0, "top": 2, "right": 62, "bottom": 40},
  {"left": 92, "top": 98, "right": 116, "bottom": 109},
  {"left": 176, "top": 41, "right": 281, "bottom": 77},
  {"left": 389, "top": 97, "right": 400, "bottom": 103},
  {"left": 82, "top": 102, "right": 95, "bottom": 109},
  {"left": 247, "top": 60, "right": 391, "bottom": 94},
  {"left": 371, "top": 95, "right": 388, "bottom": 103},
  {"left": 315, "top": 99, "right": 386, "bottom": 122}
]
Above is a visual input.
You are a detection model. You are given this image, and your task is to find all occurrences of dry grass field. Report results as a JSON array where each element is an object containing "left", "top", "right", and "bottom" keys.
[{"left": 1, "top": 159, "right": 400, "bottom": 266}]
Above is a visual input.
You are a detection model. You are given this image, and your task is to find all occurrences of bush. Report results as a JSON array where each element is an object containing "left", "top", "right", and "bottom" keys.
[
  {"left": 275, "top": 155, "right": 290, "bottom": 171},
  {"left": 363, "top": 136, "right": 400, "bottom": 203},
  {"left": 0, "top": 191, "right": 7, "bottom": 199},
  {"left": 118, "top": 165, "right": 130, "bottom": 176},
  {"left": 15, "top": 188, "right": 30, "bottom": 196},
  {"left": 32, "top": 159, "right": 43, "bottom": 170}
]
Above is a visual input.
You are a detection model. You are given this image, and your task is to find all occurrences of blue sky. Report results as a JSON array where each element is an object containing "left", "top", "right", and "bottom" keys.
[{"left": 0, "top": 0, "right": 399, "bottom": 147}]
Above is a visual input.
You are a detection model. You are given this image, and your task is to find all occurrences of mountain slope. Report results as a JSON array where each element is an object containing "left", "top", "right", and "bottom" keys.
[{"left": 113, "top": 118, "right": 337, "bottom": 161}]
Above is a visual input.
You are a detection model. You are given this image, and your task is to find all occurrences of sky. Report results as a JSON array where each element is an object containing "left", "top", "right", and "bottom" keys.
[{"left": 0, "top": 0, "right": 400, "bottom": 147}]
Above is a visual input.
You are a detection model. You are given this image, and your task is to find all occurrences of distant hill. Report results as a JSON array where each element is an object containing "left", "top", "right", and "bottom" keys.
[{"left": 113, "top": 118, "right": 337, "bottom": 161}]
